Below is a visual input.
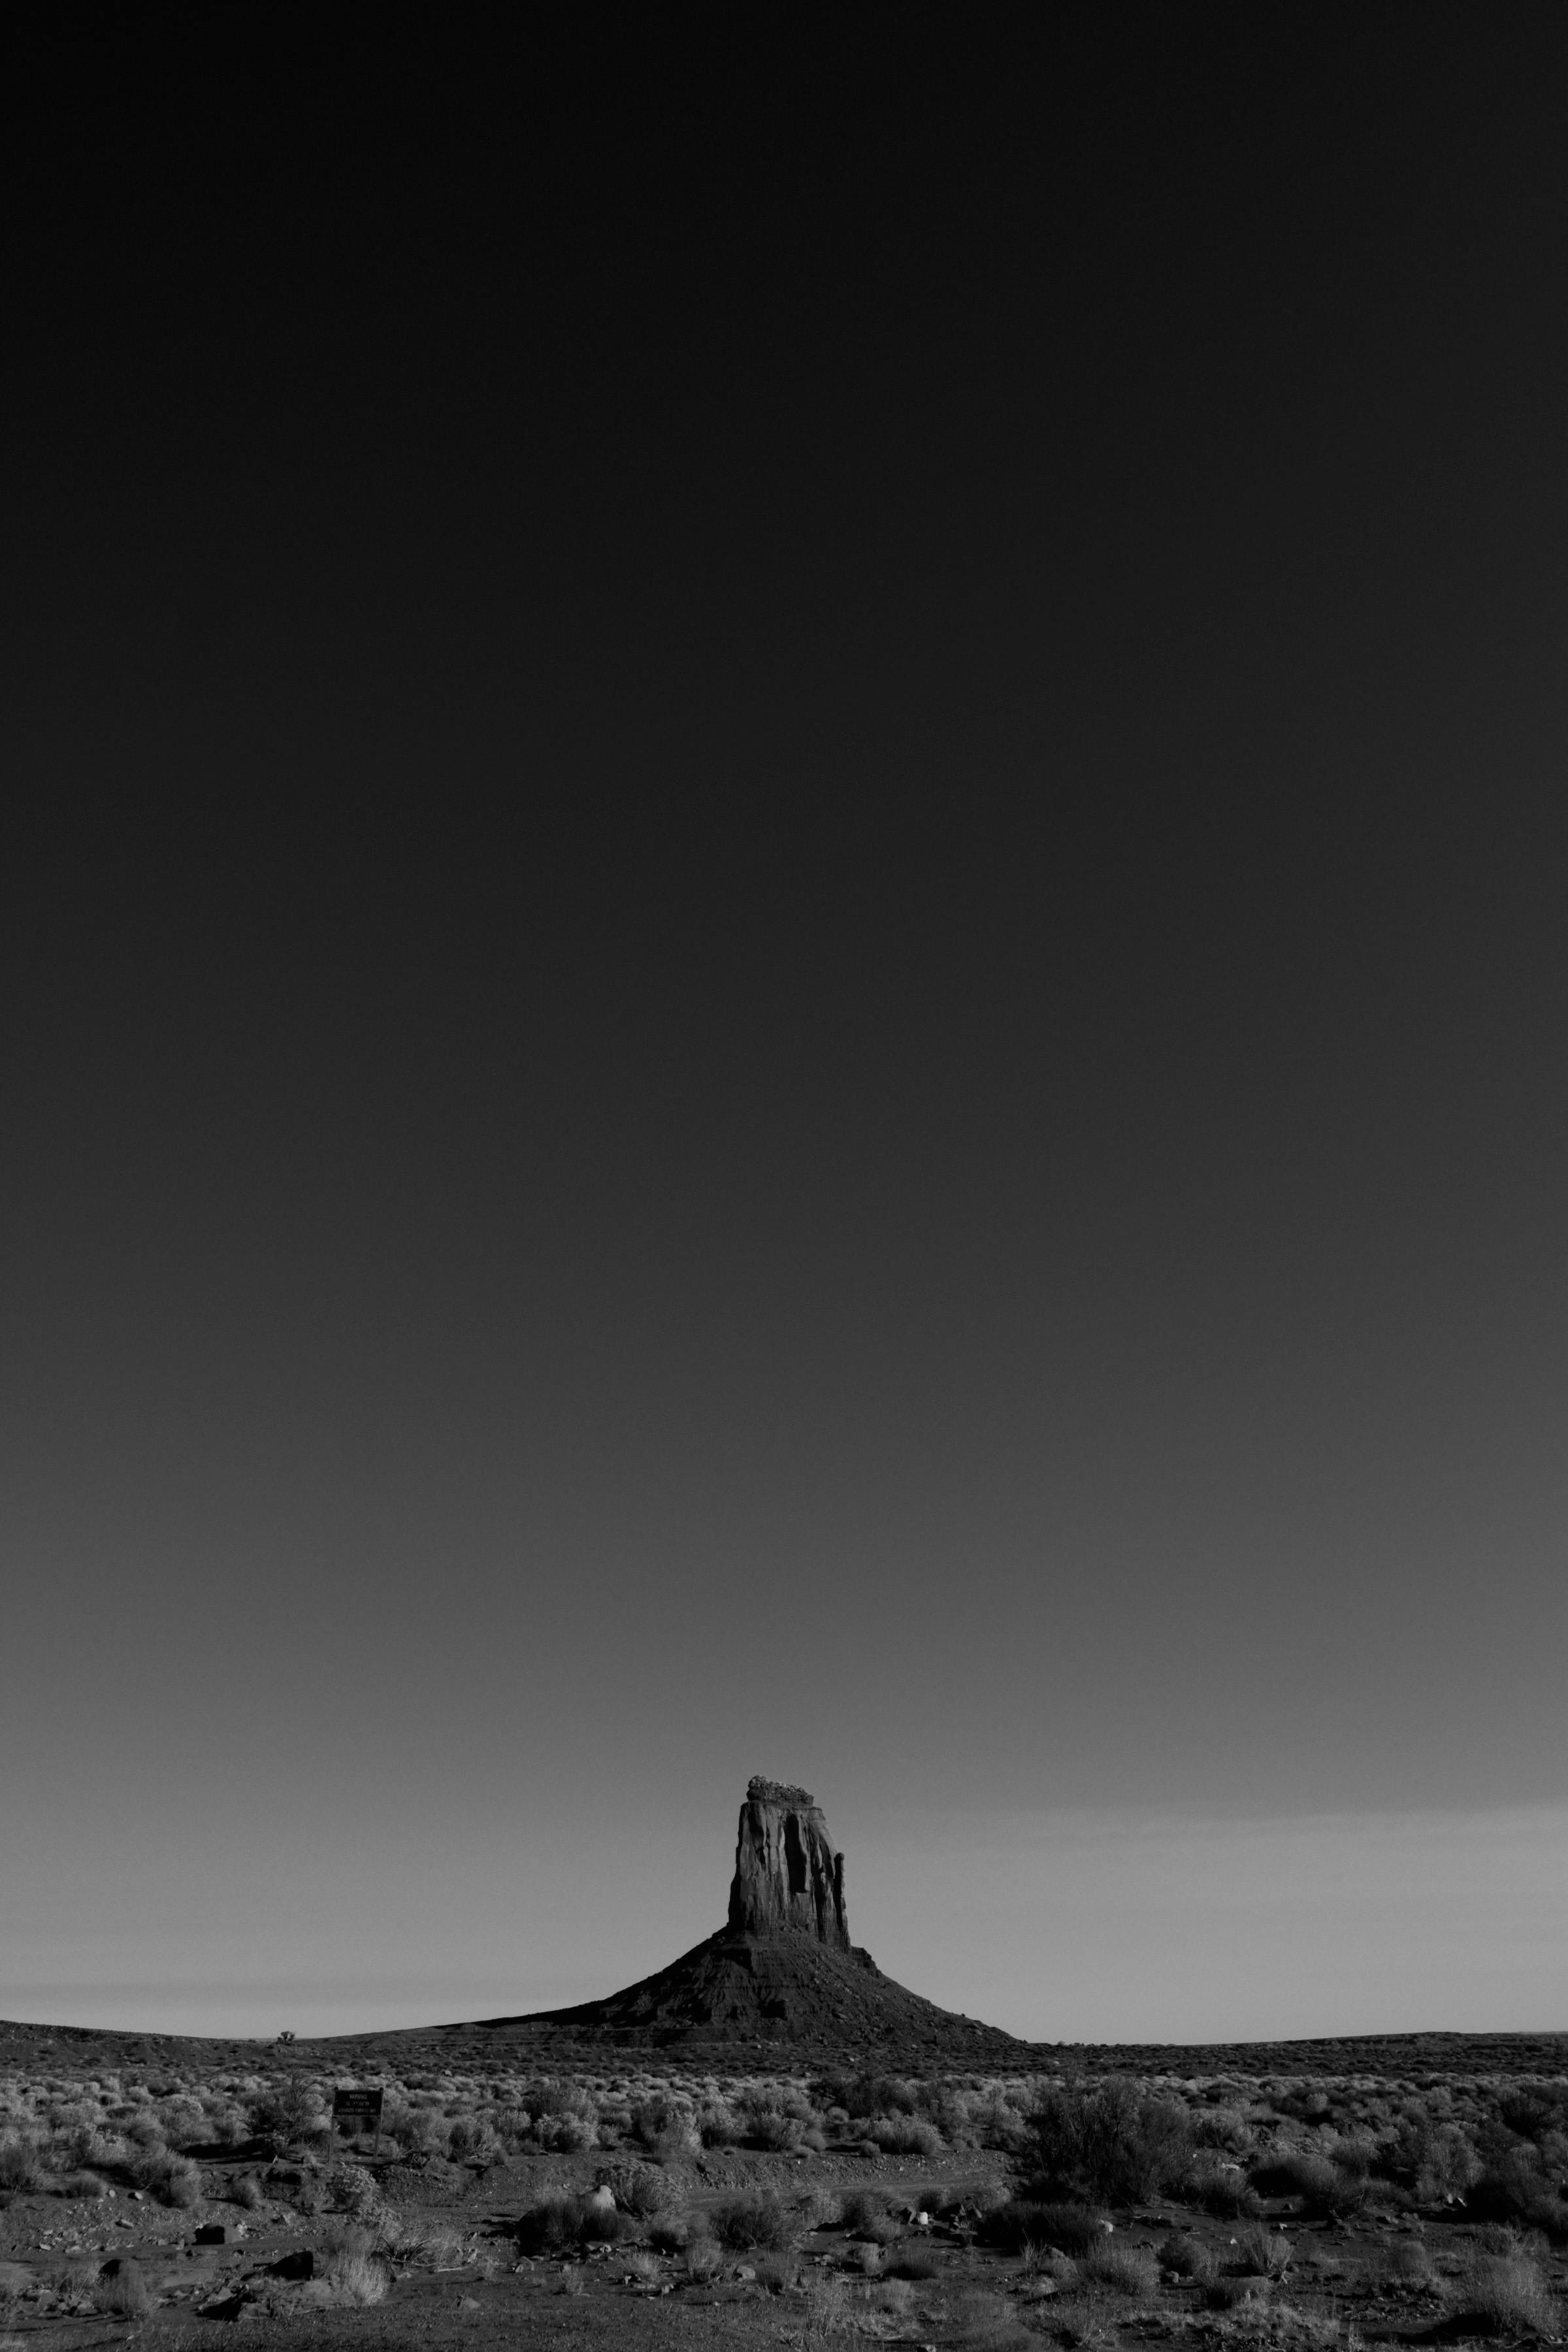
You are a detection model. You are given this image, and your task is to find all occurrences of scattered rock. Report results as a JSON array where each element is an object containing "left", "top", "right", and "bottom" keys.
[{"left": 197, "top": 2290, "right": 250, "bottom": 2321}]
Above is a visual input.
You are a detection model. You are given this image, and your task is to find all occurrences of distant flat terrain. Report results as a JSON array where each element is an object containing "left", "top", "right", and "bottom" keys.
[{"left": 3, "top": 2012, "right": 1565, "bottom": 2077}]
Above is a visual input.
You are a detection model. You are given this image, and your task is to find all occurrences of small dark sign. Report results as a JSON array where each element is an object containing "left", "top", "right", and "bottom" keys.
[{"left": 332, "top": 2087, "right": 384, "bottom": 2122}]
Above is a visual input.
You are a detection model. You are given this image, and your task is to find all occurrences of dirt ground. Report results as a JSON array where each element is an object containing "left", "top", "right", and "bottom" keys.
[{"left": 3, "top": 2057, "right": 1567, "bottom": 2352}]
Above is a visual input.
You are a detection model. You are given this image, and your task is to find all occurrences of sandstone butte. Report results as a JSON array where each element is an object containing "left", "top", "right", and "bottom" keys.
[
  {"left": 378, "top": 1772, "right": 1030, "bottom": 2065},
  {"left": 5, "top": 1775, "right": 1568, "bottom": 2070}
]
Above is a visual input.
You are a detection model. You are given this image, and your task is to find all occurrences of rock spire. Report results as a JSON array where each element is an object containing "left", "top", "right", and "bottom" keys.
[{"left": 727, "top": 1775, "right": 850, "bottom": 1948}]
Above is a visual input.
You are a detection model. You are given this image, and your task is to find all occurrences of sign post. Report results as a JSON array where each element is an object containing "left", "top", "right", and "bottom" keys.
[{"left": 331, "top": 2087, "right": 385, "bottom": 2157}]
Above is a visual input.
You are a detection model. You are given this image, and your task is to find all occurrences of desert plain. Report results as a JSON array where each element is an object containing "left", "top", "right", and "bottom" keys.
[{"left": 4, "top": 1784, "right": 1565, "bottom": 2352}]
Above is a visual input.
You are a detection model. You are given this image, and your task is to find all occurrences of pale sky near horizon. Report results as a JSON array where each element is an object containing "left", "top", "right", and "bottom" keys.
[
  {"left": 3, "top": 1799, "right": 1564, "bottom": 2046},
  {"left": 6, "top": 22, "right": 1568, "bottom": 2050}
]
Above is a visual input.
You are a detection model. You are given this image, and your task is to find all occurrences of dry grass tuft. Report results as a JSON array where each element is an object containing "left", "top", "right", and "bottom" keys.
[
  {"left": 1450, "top": 2247, "right": 1556, "bottom": 2334},
  {"left": 325, "top": 2249, "right": 389, "bottom": 2304},
  {"left": 1077, "top": 2240, "right": 1160, "bottom": 2296}
]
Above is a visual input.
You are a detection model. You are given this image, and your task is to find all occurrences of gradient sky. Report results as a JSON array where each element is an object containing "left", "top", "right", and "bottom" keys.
[{"left": 4, "top": 17, "right": 1567, "bottom": 2044}]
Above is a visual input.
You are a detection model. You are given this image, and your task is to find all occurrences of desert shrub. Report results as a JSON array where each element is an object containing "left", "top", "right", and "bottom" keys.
[
  {"left": 840, "top": 2189, "right": 887, "bottom": 2234},
  {"left": 0, "top": 2133, "right": 43, "bottom": 2194},
  {"left": 515, "top": 2195, "right": 586, "bottom": 2256},
  {"left": 198, "top": 2098, "right": 248, "bottom": 2147},
  {"left": 646, "top": 2215, "right": 688, "bottom": 2253},
  {"left": 710, "top": 2189, "right": 791, "bottom": 2251},
  {"left": 1251, "top": 2148, "right": 1333, "bottom": 2199},
  {"left": 1473, "top": 2221, "right": 1535, "bottom": 2255},
  {"left": 956, "top": 2093, "right": 1032, "bottom": 2155},
  {"left": 1078, "top": 2241, "right": 1159, "bottom": 2296},
  {"left": 1194, "top": 2104, "right": 1258, "bottom": 2155},
  {"left": 233, "top": 2171, "right": 265, "bottom": 2208},
  {"left": 753, "top": 2251, "right": 800, "bottom": 2291},
  {"left": 1275, "top": 2088, "right": 1335, "bottom": 2125},
  {"left": 325, "top": 2250, "right": 389, "bottom": 2304},
  {"left": 1318, "top": 2165, "right": 1370, "bottom": 2218},
  {"left": 289, "top": 2170, "right": 323, "bottom": 2215},
  {"left": 44, "top": 2258, "right": 97, "bottom": 2302},
  {"left": 1417, "top": 2129, "right": 1482, "bottom": 2204},
  {"left": 1518, "top": 2193, "right": 1568, "bottom": 2244},
  {"left": 1160, "top": 2232, "right": 1218, "bottom": 2283},
  {"left": 519, "top": 2081, "right": 598, "bottom": 2151},
  {"left": 514, "top": 2194, "right": 627, "bottom": 2254},
  {"left": 446, "top": 2114, "right": 498, "bottom": 2161},
  {"left": 696, "top": 2100, "right": 739, "bottom": 2146},
  {"left": 1234, "top": 2223, "right": 1292, "bottom": 2279},
  {"left": 402, "top": 2106, "right": 453, "bottom": 2155},
  {"left": 814, "top": 2072, "right": 907, "bottom": 2118},
  {"left": 868, "top": 2114, "right": 944, "bottom": 2157},
  {"left": 93, "top": 2259, "right": 151, "bottom": 2317},
  {"left": 685, "top": 2236, "right": 723, "bottom": 2281},
  {"left": 1374, "top": 2113, "right": 1479, "bottom": 2200},
  {"left": 154, "top": 2096, "right": 207, "bottom": 2148},
  {"left": 380, "top": 2218, "right": 465, "bottom": 2266},
  {"left": 943, "top": 2284, "right": 1030, "bottom": 2345},
  {"left": 321, "top": 2218, "right": 376, "bottom": 2259},
  {"left": 1452, "top": 2248, "right": 1556, "bottom": 2332},
  {"left": 1027, "top": 2081, "right": 1193, "bottom": 2204},
  {"left": 1380, "top": 2236, "right": 1436, "bottom": 2285},
  {"left": 324, "top": 2162, "right": 382, "bottom": 2218},
  {"left": 734, "top": 2084, "right": 815, "bottom": 2136},
  {"left": 602, "top": 2163, "right": 676, "bottom": 2219},
  {"left": 49, "top": 2123, "right": 114, "bottom": 2172},
  {"left": 885, "top": 2247, "right": 939, "bottom": 2281},
  {"left": 753, "top": 2109, "right": 807, "bottom": 2151},
  {"left": 1465, "top": 2149, "right": 1556, "bottom": 2224},
  {"left": 248, "top": 2079, "right": 321, "bottom": 2148},
  {"left": 1499, "top": 2089, "right": 1568, "bottom": 2143},
  {"left": 630, "top": 2095, "right": 699, "bottom": 2156},
  {"left": 135, "top": 2149, "right": 202, "bottom": 2207},
  {"left": 980, "top": 2199, "right": 1105, "bottom": 2255},
  {"left": 541, "top": 2112, "right": 596, "bottom": 2151},
  {"left": 1204, "top": 2276, "right": 1267, "bottom": 2312},
  {"left": 1250, "top": 2148, "right": 1364, "bottom": 2217}
]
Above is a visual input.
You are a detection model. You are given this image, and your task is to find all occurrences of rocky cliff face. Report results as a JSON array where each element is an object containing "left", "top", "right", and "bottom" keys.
[{"left": 727, "top": 1776, "right": 851, "bottom": 1948}]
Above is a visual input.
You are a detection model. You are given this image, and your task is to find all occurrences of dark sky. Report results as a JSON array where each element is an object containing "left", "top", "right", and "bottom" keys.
[{"left": 4, "top": 14, "right": 1568, "bottom": 2036}]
